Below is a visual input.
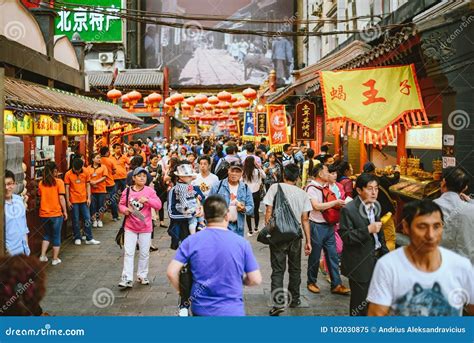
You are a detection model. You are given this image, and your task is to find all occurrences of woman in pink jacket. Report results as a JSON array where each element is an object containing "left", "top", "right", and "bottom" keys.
[{"left": 118, "top": 167, "right": 162, "bottom": 288}]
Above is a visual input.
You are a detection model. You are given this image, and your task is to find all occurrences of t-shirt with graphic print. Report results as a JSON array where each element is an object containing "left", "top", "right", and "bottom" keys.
[{"left": 367, "top": 246, "right": 474, "bottom": 316}]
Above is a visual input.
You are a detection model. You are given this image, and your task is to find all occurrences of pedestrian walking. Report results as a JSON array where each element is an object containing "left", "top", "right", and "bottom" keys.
[
  {"left": 263, "top": 152, "right": 283, "bottom": 191},
  {"left": 38, "top": 162, "right": 68, "bottom": 266},
  {"left": 242, "top": 156, "right": 266, "bottom": 236},
  {"left": 118, "top": 167, "right": 162, "bottom": 288},
  {"left": 100, "top": 146, "right": 120, "bottom": 222},
  {"left": 112, "top": 143, "right": 129, "bottom": 193},
  {"left": 167, "top": 195, "right": 262, "bottom": 316},
  {"left": 87, "top": 152, "right": 108, "bottom": 228}
]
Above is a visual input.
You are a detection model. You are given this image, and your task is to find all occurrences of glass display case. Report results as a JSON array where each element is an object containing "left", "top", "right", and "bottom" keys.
[{"left": 389, "top": 176, "right": 441, "bottom": 200}]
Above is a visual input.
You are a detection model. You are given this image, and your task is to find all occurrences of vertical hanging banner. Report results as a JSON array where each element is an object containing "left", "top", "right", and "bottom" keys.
[
  {"left": 267, "top": 104, "right": 289, "bottom": 150},
  {"left": 256, "top": 112, "right": 268, "bottom": 135},
  {"left": 243, "top": 111, "right": 255, "bottom": 141},
  {"left": 295, "top": 100, "right": 316, "bottom": 141},
  {"left": 67, "top": 118, "right": 88, "bottom": 136},
  {"left": 319, "top": 64, "right": 426, "bottom": 148}
]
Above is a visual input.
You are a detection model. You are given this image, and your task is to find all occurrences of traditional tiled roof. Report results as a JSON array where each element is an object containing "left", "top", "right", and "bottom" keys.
[
  {"left": 4, "top": 77, "right": 142, "bottom": 124},
  {"left": 114, "top": 69, "right": 164, "bottom": 89},
  {"left": 87, "top": 71, "right": 113, "bottom": 88}
]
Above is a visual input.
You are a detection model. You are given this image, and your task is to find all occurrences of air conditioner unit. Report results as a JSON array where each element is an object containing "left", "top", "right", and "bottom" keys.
[{"left": 99, "top": 52, "right": 114, "bottom": 64}]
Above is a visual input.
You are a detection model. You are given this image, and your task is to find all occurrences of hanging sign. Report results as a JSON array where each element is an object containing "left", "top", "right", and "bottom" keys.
[
  {"left": 256, "top": 112, "right": 268, "bottom": 135},
  {"left": 94, "top": 120, "right": 108, "bottom": 135},
  {"left": 243, "top": 111, "right": 255, "bottom": 141},
  {"left": 4, "top": 110, "right": 33, "bottom": 135},
  {"left": 34, "top": 115, "right": 63, "bottom": 136},
  {"left": 67, "top": 118, "right": 88, "bottom": 136},
  {"left": 267, "top": 104, "right": 289, "bottom": 150},
  {"left": 295, "top": 100, "right": 316, "bottom": 141}
]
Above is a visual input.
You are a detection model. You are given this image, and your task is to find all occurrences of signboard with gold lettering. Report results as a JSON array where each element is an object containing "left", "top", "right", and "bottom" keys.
[
  {"left": 4, "top": 110, "right": 33, "bottom": 135},
  {"left": 67, "top": 118, "right": 88, "bottom": 135},
  {"left": 94, "top": 120, "right": 107, "bottom": 135},
  {"left": 256, "top": 112, "right": 267, "bottom": 135},
  {"left": 34, "top": 115, "right": 63, "bottom": 136},
  {"left": 295, "top": 100, "right": 316, "bottom": 141}
]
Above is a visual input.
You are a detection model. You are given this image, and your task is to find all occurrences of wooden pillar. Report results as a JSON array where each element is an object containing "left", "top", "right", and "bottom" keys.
[
  {"left": 55, "top": 134, "right": 68, "bottom": 174},
  {"left": 397, "top": 127, "right": 407, "bottom": 164},
  {"left": 359, "top": 141, "right": 369, "bottom": 173}
]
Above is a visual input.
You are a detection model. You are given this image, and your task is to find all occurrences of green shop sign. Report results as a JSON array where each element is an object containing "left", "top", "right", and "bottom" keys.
[{"left": 55, "top": 0, "right": 123, "bottom": 42}]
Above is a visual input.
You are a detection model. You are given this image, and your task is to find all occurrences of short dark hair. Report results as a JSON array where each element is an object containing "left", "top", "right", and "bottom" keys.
[
  {"left": 203, "top": 195, "right": 228, "bottom": 222},
  {"left": 443, "top": 167, "right": 470, "bottom": 193},
  {"left": 130, "top": 155, "right": 144, "bottom": 170},
  {"left": 197, "top": 155, "right": 211, "bottom": 165},
  {"left": 283, "top": 143, "right": 291, "bottom": 152},
  {"left": 112, "top": 143, "right": 121, "bottom": 149},
  {"left": 5, "top": 169, "right": 15, "bottom": 181},
  {"left": 402, "top": 199, "right": 444, "bottom": 229},
  {"left": 283, "top": 163, "right": 300, "bottom": 182},
  {"left": 312, "top": 163, "right": 326, "bottom": 178},
  {"left": 321, "top": 145, "right": 329, "bottom": 153},
  {"left": 225, "top": 145, "right": 235, "bottom": 155},
  {"left": 260, "top": 137, "right": 267, "bottom": 143},
  {"left": 99, "top": 146, "right": 109, "bottom": 156},
  {"left": 246, "top": 142, "right": 255, "bottom": 153},
  {"left": 355, "top": 172, "right": 379, "bottom": 190},
  {"left": 328, "top": 163, "right": 338, "bottom": 173},
  {"left": 72, "top": 158, "right": 84, "bottom": 170}
]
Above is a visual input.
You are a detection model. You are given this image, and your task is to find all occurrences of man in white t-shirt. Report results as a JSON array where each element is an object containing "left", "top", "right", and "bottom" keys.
[
  {"left": 192, "top": 155, "right": 219, "bottom": 197},
  {"left": 368, "top": 199, "right": 474, "bottom": 316}
]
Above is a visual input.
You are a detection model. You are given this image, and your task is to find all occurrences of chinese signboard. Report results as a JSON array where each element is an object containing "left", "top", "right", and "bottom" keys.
[
  {"left": 256, "top": 112, "right": 268, "bottom": 135},
  {"left": 295, "top": 100, "right": 316, "bottom": 141},
  {"left": 243, "top": 111, "right": 255, "bottom": 141},
  {"left": 267, "top": 105, "right": 289, "bottom": 149},
  {"left": 55, "top": 0, "right": 123, "bottom": 43},
  {"left": 319, "top": 64, "right": 426, "bottom": 147},
  {"left": 4, "top": 110, "right": 33, "bottom": 135},
  {"left": 94, "top": 120, "right": 108, "bottom": 135},
  {"left": 34, "top": 115, "right": 63, "bottom": 136},
  {"left": 67, "top": 118, "right": 88, "bottom": 136}
]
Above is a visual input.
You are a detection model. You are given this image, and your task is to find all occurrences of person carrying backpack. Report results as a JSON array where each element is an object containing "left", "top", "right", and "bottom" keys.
[
  {"left": 215, "top": 145, "right": 241, "bottom": 180},
  {"left": 305, "top": 164, "right": 350, "bottom": 296}
]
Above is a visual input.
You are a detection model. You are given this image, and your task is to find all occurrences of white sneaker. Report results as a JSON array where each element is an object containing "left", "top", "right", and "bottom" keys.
[
  {"left": 178, "top": 307, "right": 189, "bottom": 317},
  {"left": 138, "top": 277, "right": 150, "bottom": 285},
  {"left": 92, "top": 220, "right": 98, "bottom": 228},
  {"left": 97, "top": 220, "right": 103, "bottom": 228},
  {"left": 74, "top": 239, "right": 81, "bottom": 245},
  {"left": 82, "top": 235, "right": 87, "bottom": 240},
  {"left": 85, "top": 239, "right": 101, "bottom": 245},
  {"left": 118, "top": 277, "right": 133, "bottom": 288},
  {"left": 52, "top": 258, "right": 62, "bottom": 266},
  {"left": 39, "top": 255, "right": 48, "bottom": 262}
]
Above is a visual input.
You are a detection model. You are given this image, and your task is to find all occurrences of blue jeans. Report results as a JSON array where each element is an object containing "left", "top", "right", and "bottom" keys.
[
  {"left": 41, "top": 216, "right": 64, "bottom": 247},
  {"left": 115, "top": 179, "right": 126, "bottom": 193},
  {"left": 106, "top": 185, "right": 119, "bottom": 219},
  {"left": 307, "top": 221, "right": 342, "bottom": 289},
  {"left": 71, "top": 203, "right": 93, "bottom": 241},
  {"left": 90, "top": 193, "right": 106, "bottom": 220}
]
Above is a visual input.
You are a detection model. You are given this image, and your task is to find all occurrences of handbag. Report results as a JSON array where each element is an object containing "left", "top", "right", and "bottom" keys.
[
  {"left": 261, "top": 184, "right": 302, "bottom": 245},
  {"left": 115, "top": 186, "right": 130, "bottom": 249}
]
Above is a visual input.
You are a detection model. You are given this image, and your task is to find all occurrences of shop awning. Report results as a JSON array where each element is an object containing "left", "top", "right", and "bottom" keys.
[{"left": 4, "top": 77, "right": 142, "bottom": 124}]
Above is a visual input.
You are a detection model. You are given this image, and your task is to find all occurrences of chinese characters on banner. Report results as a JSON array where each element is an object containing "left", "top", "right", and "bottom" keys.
[
  {"left": 256, "top": 112, "right": 268, "bottom": 135},
  {"left": 295, "top": 100, "right": 316, "bottom": 141},
  {"left": 188, "top": 119, "right": 198, "bottom": 136},
  {"left": 4, "top": 110, "right": 33, "bottom": 135},
  {"left": 243, "top": 111, "right": 256, "bottom": 141},
  {"left": 67, "top": 118, "right": 88, "bottom": 136},
  {"left": 267, "top": 104, "right": 289, "bottom": 150},
  {"left": 34, "top": 115, "right": 63, "bottom": 136},
  {"left": 319, "top": 64, "right": 427, "bottom": 148},
  {"left": 94, "top": 120, "right": 108, "bottom": 135},
  {"left": 55, "top": 0, "right": 122, "bottom": 42}
]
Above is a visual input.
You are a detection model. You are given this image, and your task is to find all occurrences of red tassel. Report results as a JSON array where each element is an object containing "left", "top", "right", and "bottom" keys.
[
  {"left": 347, "top": 122, "right": 352, "bottom": 136},
  {"left": 405, "top": 114, "right": 412, "bottom": 129},
  {"left": 416, "top": 111, "right": 423, "bottom": 125},
  {"left": 352, "top": 124, "right": 358, "bottom": 139},
  {"left": 422, "top": 111, "right": 429, "bottom": 124},
  {"left": 372, "top": 133, "right": 377, "bottom": 148},
  {"left": 411, "top": 111, "right": 417, "bottom": 126},
  {"left": 388, "top": 125, "right": 394, "bottom": 141},
  {"left": 378, "top": 136, "right": 383, "bottom": 150},
  {"left": 326, "top": 122, "right": 331, "bottom": 135},
  {"left": 359, "top": 127, "right": 364, "bottom": 141},
  {"left": 383, "top": 130, "right": 389, "bottom": 145}
]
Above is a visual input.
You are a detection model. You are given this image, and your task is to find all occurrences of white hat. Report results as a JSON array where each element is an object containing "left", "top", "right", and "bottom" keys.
[{"left": 174, "top": 164, "right": 197, "bottom": 177}]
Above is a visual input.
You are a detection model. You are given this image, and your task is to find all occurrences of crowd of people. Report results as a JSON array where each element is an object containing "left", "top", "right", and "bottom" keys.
[{"left": 3, "top": 131, "right": 474, "bottom": 317}]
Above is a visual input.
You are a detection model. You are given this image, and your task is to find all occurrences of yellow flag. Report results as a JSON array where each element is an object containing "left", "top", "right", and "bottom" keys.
[{"left": 320, "top": 64, "right": 427, "bottom": 146}]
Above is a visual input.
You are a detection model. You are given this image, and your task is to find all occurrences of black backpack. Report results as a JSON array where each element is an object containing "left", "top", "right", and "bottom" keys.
[{"left": 215, "top": 158, "right": 231, "bottom": 180}]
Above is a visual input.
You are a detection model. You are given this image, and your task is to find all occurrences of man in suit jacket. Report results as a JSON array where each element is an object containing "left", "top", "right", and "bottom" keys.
[{"left": 339, "top": 173, "right": 389, "bottom": 316}]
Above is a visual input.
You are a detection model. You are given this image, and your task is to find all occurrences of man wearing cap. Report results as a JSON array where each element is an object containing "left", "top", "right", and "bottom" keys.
[{"left": 210, "top": 161, "right": 254, "bottom": 237}]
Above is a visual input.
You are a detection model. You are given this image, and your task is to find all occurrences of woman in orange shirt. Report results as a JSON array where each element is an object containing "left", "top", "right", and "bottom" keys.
[
  {"left": 87, "top": 152, "right": 108, "bottom": 228},
  {"left": 38, "top": 162, "right": 68, "bottom": 266}
]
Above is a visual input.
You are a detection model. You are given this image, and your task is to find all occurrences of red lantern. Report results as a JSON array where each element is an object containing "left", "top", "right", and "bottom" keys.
[
  {"left": 165, "top": 97, "right": 175, "bottom": 106},
  {"left": 148, "top": 92, "right": 162, "bottom": 105},
  {"left": 121, "top": 94, "right": 130, "bottom": 104},
  {"left": 203, "top": 103, "right": 213, "bottom": 111},
  {"left": 229, "top": 108, "right": 239, "bottom": 115},
  {"left": 242, "top": 87, "right": 257, "bottom": 100},
  {"left": 229, "top": 95, "right": 238, "bottom": 103},
  {"left": 107, "top": 89, "right": 122, "bottom": 103},
  {"left": 217, "top": 102, "right": 230, "bottom": 110},
  {"left": 194, "top": 94, "right": 208, "bottom": 104},
  {"left": 214, "top": 108, "right": 223, "bottom": 115},
  {"left": 181, "top": 104, "right": 192, "bottom": 111},
  {"left": 232, "top": 102, "right": 241, "bottom": 109},
  {"left": 208, "top": 96, "right": 219, "bottom": 105},
  {"left": 144, "top": 96, "right": 149, "bottom": 104},
  {"left": 128, "top": 90, "right": 142, "bottom": 102},
  {"left": 239, "top": 99, "right": 251, "bottom": 108},
  {"left": 171, "top": 93, "right": 184, "bottom": 103},
  {"left": 217, "top": 90, "right": 232, "bottom": 102},
  {"left": 185, "top": 97, "right": 196, "bottom": 106}
]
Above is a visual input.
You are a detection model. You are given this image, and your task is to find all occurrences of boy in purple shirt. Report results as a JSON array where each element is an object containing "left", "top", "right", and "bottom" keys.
[{"left": 167, "top": 195, "right": 262, "bottom": 316}]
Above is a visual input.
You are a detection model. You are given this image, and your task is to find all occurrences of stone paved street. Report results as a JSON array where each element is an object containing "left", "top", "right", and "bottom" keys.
[{"left": 42, "top": 212, "right": 350, "bottom": 316}]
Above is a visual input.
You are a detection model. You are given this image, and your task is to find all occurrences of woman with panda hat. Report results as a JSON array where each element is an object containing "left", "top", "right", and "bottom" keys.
[{"left": 118, "top": 167, "right": 162, "bottom": 288}]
